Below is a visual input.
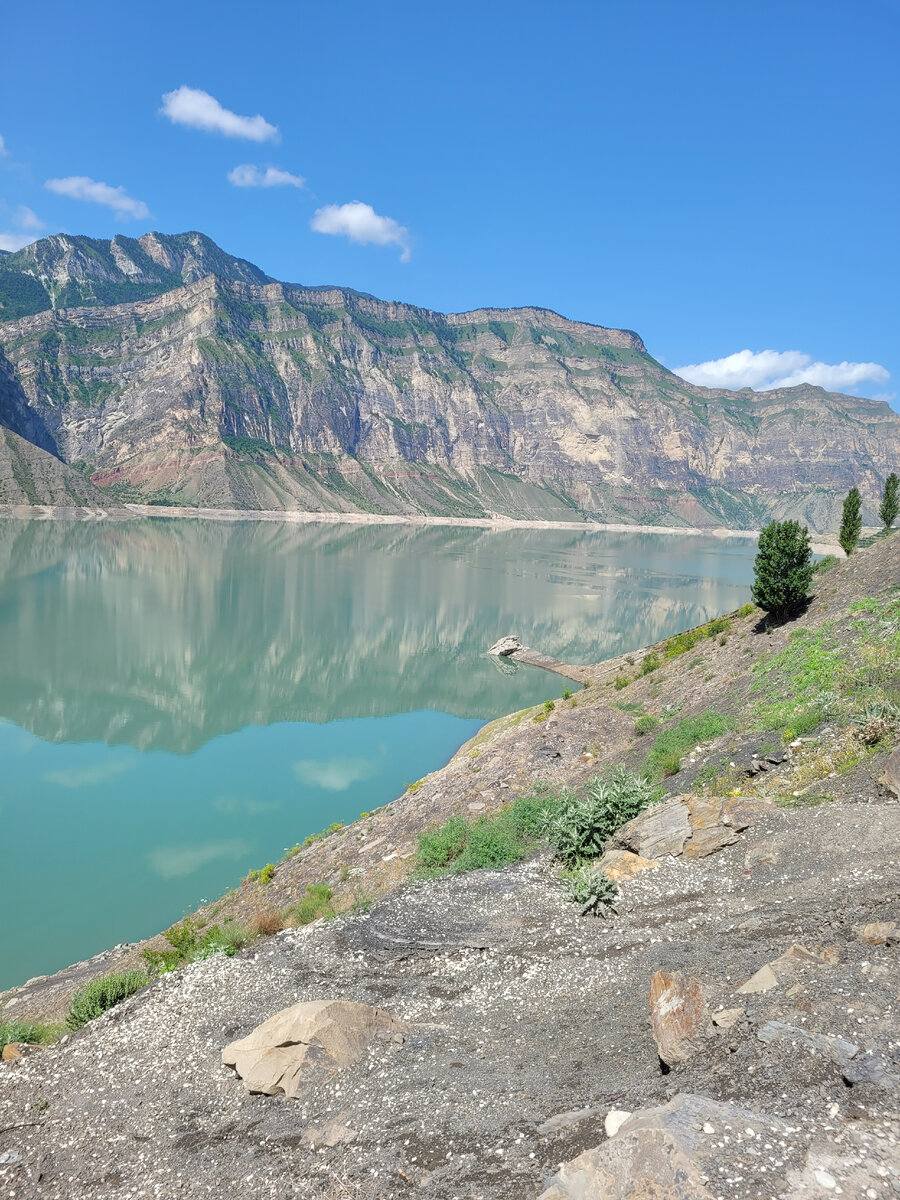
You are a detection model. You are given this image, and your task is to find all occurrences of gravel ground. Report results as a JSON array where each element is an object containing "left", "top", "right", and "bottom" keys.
[{"left": 2, "top": 796, "right": 898, "bottom": 1199}]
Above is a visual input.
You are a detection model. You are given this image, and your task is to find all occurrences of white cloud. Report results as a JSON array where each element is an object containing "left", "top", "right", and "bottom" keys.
[
  {"left": 14, "top": 205, "right": 44, "bottom": 230},
  {"left": 0, "top": 206, "right": 47, "bottom": 252},
  {"left": 161, "top": 86, "right": 279, "bottom": 142},
  {"left": 147, "top": 839, "right": 249, "bottom": 879},
  {"left": 43, "top": 760, "right": 134, "bottom": 788},
  {"left": 293, "top": 755, "right": 379, "bottom": 792},
  {"left": 227, "top": 163, "right": 305, "bottom": 189},
  {"left": 0, "top": 232, "right": 38, "bottom": 251},
  {"left": 311, "top": 201, "right": 411, "bottom": 261},
  {"left": 45, "top": 175, "right": 150, "bottom": 220},
  {"left": 673, "top": 348, "right": 890, "bottom": 395},
  {"left": 0, "top": 135, "right": 7, "bottom": 156}
]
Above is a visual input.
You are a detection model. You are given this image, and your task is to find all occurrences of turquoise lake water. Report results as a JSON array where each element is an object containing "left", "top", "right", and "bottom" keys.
[{"left": 0, "top": 518, "right": 758, "bottom": 989}]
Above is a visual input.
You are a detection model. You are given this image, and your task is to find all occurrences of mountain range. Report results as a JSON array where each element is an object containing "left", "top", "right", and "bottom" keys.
[{"left": 1, "top": 230, "right": 897, "bottom": 532}]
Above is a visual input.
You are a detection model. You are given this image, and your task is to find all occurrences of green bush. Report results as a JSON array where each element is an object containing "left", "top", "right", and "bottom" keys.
[
  {"left": 245, "top": 862, "right": 276, "bottom": 885},
  {"left": 639, "top": 652, "right": 661, "bottom": 676},
  {"left": 839, "top": 488, "right": 862, "bottom": 556},
  {"left": 540, "top": 767, "right": 660, "bottom": 865},
  {"left": 66, "top": 969, "right": 149, "bottom": 1030},
  {"left": 142, "top": 917, "right": 250, "bottom": 972},
  {"left": 634, "top": 714, "right": 660, "bottom": 736},
  {"left": 646, "top": 711, "right": 734, "bottom": 778},
  {"left": 415, "top": 791, "right": 556, "bottom": 877},
  {"left": 880, "top": 472, "right": 899, "bottom": 530},
  {"left": 813, "top": 555, "right": 840, "bottom": 574},
  {"left": 751, "top": 520, "right": 814, "bottom": 620},
  {"left": 613, "top": 674, "right": 631, "bottom": 690},
  {"left": 0, "top": 1019, "right": 57, "bottom": 1052},
  {"left": 294, "top": 883, "right": 334, "bottom": 925}
]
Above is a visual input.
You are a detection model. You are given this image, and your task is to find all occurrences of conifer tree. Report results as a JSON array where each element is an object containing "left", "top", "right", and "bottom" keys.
[
  {"left": 839, "top": 487, "right": 863, "bottom": 555},
  {"left": 879, "top": 472, "right": 899, "bottom": 531},
  {"left": 751, "top": 520, "right": 814, "bottom": 621}
]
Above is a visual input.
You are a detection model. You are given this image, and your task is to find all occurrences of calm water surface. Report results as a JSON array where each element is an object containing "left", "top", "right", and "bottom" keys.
[{"left": 0, "top": 519, "right": 757, "bottom": 988}]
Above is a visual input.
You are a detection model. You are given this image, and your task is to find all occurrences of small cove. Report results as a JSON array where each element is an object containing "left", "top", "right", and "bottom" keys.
[{"left": 0, "top": 518, "right": 757, "bottom": 989}]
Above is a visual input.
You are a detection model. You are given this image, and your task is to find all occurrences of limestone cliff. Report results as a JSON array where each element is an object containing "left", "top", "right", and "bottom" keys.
[{"left": 1, "top": 232, "right": 897, "bottom": 531}]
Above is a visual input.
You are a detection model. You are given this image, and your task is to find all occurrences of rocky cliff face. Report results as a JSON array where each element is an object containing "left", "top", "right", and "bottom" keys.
[{"left": 1, "top": 232, "right": 897, "bottom": 531}]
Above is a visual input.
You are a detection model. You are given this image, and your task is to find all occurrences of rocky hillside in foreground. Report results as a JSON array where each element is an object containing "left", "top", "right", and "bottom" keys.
[
  {"left": 1, "top": 232, "right": 898, "bottom": 531},
  {"left": 1, "top": 530, "right": 898, "bottom": 1198}
]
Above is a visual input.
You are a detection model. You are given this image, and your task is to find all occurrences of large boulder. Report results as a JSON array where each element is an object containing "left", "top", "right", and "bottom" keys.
[
  {"left": 221, "top": 999, "right": 407, "bottom": 1098},
  {"left": 538, "top": 1093, "right": 791, "bottom": 1200}
]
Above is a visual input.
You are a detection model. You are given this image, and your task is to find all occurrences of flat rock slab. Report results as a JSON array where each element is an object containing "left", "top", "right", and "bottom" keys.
[
  {"left": 221, "top": 999, "right": 406, "bottom": 1098},
  {"left": 341, "top": 869, "right": 529, "bottom": 955}
]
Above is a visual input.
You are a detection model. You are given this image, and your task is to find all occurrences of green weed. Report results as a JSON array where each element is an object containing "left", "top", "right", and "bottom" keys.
[
  {"left": 66, "top": 970, "right": 149, "bottom": 1030},
  {"left": 645, "top": 712, "right": 734, "bottom": 778}
]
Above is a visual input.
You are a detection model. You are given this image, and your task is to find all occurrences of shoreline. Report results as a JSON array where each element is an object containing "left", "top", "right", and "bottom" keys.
[{"left": 0, "top": 501, "right": 845, "bottom": 555}]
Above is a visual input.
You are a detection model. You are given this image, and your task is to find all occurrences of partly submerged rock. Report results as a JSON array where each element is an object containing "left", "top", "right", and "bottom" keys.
[
  {"left": 648, "top": 969, "right": 712, "bottom": 1068},
  {"left": 221, "top": 999, "right": 407, "bottom": 1098},
  {"left": 488, "top": 635, "right": 522, "bottom": 657}
]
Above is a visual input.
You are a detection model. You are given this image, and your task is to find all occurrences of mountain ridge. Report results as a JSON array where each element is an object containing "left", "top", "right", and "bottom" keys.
[{"left": 0, "top": 231, "right": 897, "bottom": 532}]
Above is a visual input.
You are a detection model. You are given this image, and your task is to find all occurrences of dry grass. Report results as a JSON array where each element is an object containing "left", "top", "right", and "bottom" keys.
[{"left": 252, "top": 909, "right": 285, "bottom": 937}]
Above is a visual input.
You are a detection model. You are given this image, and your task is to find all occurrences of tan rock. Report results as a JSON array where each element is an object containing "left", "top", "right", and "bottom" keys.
[
  {"left": 712, "top": 1007, "right": 745, "bottom": 1030},
  {"left": 1, "top": 1042, "right": 34, "bottom": 1061},
  {"left": 878, "top": 745, "right": 900, "bottom": 797},
  {"left": 682, "top": 795, "right": 740, "bottom": 858},
  {"left": 302, "top": 1113, "right": 358, "bottom": 1147},
  {"left": 737, "top": 963, "right": 779, "bottom": 994},
  {"left": 608, "top": 797, "right": 691, "bottom": 859},
  {"left": 858, "top": 921, "right": 898, "bottom": 946},
  {"left": 222, "top": 1000, "right": 407, "bottom": 1098},
  {"left": 720, "top": 795, "right": 775, "bottom": 829},
  {"left": 597, "top": 849, "right": 659, "bottom": 883},
  {"left": 648, "top": 969, "right": 712, "bottom": 1067},
  {"left": 603, "top": 1110, "right": 632, "bottom": 1138},
  {"left": 538, "top": 1094, "right": 791, "bottom": 1200}
]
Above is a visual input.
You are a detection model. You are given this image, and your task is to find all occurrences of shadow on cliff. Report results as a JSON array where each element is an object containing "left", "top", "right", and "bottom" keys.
[{"left": 0, "top": 346, "right": 61, "bottom": 457}]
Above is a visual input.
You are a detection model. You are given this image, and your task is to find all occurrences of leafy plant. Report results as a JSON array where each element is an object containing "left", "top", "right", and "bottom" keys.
[
  {"left": 751, "top": 520, "right": 814, "bottom": 620},
  {"left": 839, "top": 487, "right": 863, "bottom": 556},
  {"left": 0, "top": 1019, "right": 58, "bottom": 1052},
  {"left": 880, "top": 472, "right": 899, "bottom": 530},
  {"left": 540, "top": 768, "right": 659, "bottom": 865},
  {"left": 142, "top": 917, "right": 250, "bottom": 971},
  {"left": 245, "top": 863, "right": 276, "bottom": 885},
  {"left": 415, "top": 791, "right": 555, "bottom": 877},
  {"left": 562, "top": 863, "right": 620, "bottom": 916},
  {"left": 66, "top": 969, "right": 149, "bottom": 1030}
]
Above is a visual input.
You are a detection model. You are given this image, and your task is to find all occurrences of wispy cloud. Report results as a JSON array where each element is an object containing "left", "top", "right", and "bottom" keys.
[
  {"left": 0, "top": 135, "right": 7, "bottom": 157},
  {"left": 161, "top": 86, "right": 279, "bottom": 142},
  {"left": 45, "top": 175, "right": 150, "bottom": 220},
  {"left": 0, "top": 205, "right": 46, "bottom": 251},
  {"left": 14, "top": 205, "right": 44, "bottom": 231},
  {"left": 674, "top": 348, "right": 890, "bottom": 395},
  {"left": 147, "top": 839, "right": 249, "bottom": 879},
  {"left": 227, "top": 164, "right": 305, "bottom": 189},
  {"left": 311, "top": 201, "right": 411, "bottom": 262},
  {"left": 294, "top": 755, "right": 380, "bottom": 792},
  {"left": 43, "top": 760, "right": 135, "bottom": 788}
]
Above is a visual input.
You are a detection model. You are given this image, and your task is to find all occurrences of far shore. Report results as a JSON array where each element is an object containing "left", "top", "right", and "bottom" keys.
[{"left": 0, "top": 501, "right": 845, "bottom": 556}]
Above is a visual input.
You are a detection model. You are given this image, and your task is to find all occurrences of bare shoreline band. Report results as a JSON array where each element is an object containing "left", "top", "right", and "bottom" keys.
[{"left": 0, "top": 502, "right": 844, "bottom": 556}]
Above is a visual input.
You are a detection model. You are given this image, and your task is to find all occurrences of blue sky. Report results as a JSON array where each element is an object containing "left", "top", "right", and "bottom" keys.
[{"left": 1, "top": 0, "right": 897, "bottom": 401}]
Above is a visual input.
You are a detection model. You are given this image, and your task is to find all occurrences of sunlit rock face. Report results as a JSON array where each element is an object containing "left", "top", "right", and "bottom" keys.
[{"left": 1, "top": 233, "right": 897, "bottom": 531}]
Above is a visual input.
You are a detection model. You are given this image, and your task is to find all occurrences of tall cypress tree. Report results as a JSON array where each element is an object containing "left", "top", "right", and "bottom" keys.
[
  {"left": 751, "top": 520, "right": 814, "bottom": 621},
  {"left": 880, "top": 473, "right": 899, "bottom": 530},
  {"left": 839, "top": 488, "right": 863, "bottom": 555}
]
